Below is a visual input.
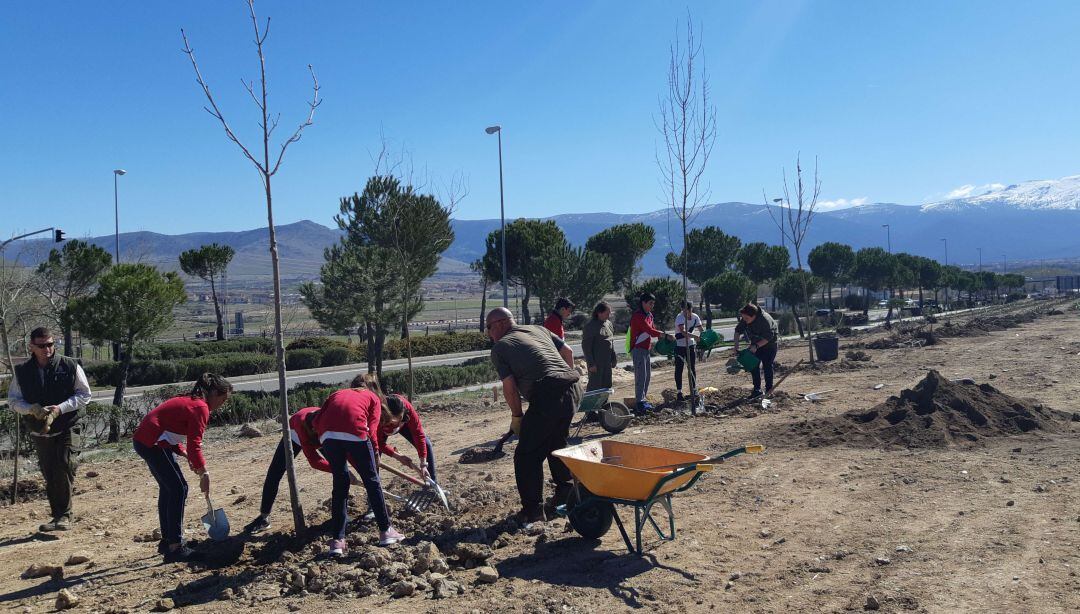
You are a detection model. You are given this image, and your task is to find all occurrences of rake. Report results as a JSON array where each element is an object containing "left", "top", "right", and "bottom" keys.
[{"left": 379, "top": 462, "right": 451, "bottom": 512}]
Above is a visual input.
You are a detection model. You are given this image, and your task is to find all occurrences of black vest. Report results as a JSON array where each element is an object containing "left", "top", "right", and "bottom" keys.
[{"left": 14, "top": 354, "right": 81, "bottom": 433}]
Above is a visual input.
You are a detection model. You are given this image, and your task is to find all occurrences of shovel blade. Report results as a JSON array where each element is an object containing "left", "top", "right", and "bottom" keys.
[{"left": 201, "top": 508, "right": 231, "bottom": 541}]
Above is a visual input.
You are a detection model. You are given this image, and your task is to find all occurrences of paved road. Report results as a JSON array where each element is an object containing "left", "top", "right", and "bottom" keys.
[{"left": 85, "top": 305, "right": 969, "bottom": 403}]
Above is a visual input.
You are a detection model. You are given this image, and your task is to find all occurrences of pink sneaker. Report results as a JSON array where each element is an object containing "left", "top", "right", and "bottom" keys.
[
  {"left": 379, "top": 527, "right": 404, "bottom": 546},
  {"left": 328, "top": 538, "right": 346, "bottom": 556}
]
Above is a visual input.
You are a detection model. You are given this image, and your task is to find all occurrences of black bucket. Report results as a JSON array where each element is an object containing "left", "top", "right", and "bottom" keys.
[{"left": 813, "top": 335, "right": 839, "bottom": 361}]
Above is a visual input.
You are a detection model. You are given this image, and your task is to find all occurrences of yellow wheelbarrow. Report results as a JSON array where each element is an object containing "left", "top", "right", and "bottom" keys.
[{"left": 553, "top": 440, "right": 764, "bottom": 555}]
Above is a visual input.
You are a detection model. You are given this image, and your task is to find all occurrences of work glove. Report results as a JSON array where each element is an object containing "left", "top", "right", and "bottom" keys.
[{"left": 510, "top": 416, "right": 523, "bottom": 436}]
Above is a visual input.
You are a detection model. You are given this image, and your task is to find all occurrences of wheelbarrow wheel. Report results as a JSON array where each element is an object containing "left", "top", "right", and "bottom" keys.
[
  {"left": 566, "top": 486, "right": 614, "bottom": 540},
  {"left": 599, "top": 401, "right": 631, "bottom": 434}
]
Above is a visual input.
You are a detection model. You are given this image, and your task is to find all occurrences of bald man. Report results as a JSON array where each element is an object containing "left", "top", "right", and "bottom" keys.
[{"left": 486, "top": 308, "right": 582, "bottom": 525}]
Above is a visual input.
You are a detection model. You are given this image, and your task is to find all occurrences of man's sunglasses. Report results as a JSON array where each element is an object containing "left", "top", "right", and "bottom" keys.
[{"left": 32, "top": 342, "right": 55, "bottom": 349}]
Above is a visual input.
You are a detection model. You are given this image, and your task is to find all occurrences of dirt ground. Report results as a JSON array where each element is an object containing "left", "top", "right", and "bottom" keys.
[{"left": 2, "top": 302, "right": 1078, "bottom": 613}]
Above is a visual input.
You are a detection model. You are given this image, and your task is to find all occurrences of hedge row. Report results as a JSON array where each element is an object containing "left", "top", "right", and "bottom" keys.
[
  {"left": 286, "top": 332, "right": 493, "bottom": 365},
  {"left": 134, "top": 337, "right": 276, "bottom": 360},
  {"left": 84, "top": 352, "right": 276, "bottom": 387}
]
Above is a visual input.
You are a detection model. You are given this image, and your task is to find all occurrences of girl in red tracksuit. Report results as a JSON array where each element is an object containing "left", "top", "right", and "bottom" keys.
[
  {"left": 244, "top": 406, "right": 353, "bottom": 535},
  {"left": 376, "top": 394, "right": 436, "bottom": 483},
  {"left": 314, "top": 374, "right": 404, "bottom": 555},
  {"left": 629, "top": 292, "right": 671, "bottom": 412},
  {"left": 133, "top": 373, "right": 232, "bottom": 562}
]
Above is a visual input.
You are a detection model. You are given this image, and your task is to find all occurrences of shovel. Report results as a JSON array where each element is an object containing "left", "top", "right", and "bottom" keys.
[
  {"left": 201, "top": 494, "right": 230, "bottom": 541},
  {"left": 379, "top": 462, "right": 450, "bottom": 512}
]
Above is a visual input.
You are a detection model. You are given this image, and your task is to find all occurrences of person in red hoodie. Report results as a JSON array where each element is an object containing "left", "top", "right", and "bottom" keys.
[
  {"left": 133, "top": 373, "right": 232, "bottom": 562},
  {"left": 629, "top": 292, "right": 673, "bottom": 413},
  {"left": 376, "top": 394, "right": 436, "bottom": 483},
  {"left": 242, "top": 406, "right": 362, "bottom": 535},
  {"left": 542, "top": 297, "right": 575, "bottom": 339},
  {"left": 314, "top": 374, "right": 404, "bottom": 555}
]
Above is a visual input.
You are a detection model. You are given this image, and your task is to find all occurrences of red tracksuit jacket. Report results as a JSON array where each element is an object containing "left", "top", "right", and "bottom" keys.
[
  {"left": 133, "top": 396, "right": 210, "bottom": 472},
  {"left": 375, "top": 394, "right": 428, "bottom": 462},
  {"left": 313, "top": 388, "right": 381, "bottom": 444}
]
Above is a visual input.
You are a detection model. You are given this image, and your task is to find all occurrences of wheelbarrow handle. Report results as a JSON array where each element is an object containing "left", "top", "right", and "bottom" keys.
[{"left": 645, "top": 444, "right": 766, "bottom": 472}]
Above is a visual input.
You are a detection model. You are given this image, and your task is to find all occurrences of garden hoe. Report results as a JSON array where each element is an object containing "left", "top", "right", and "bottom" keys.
[{"left": 379, "top": 462, "right": 450, "bottom": 512}]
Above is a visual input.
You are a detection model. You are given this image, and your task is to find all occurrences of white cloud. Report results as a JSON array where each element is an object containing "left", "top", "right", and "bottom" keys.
[{"left": 815, "top": 196, "right": 869, "bottom": 212}]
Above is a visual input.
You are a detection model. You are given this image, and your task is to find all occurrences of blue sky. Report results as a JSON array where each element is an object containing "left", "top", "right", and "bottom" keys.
[{"left": 3, "top": 1, "right": 1079, "bottom": 237}]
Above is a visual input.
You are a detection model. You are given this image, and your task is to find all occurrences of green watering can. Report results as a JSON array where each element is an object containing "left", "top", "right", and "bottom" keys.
[
  {"left": 726, "top": 348, "right": 761, "bottom": 374},
  {"left": 654, "top": 337, "right": 676, "bottom": 357},
  {"left": 698, "top": 328, "right": 721, "bottom": 350}
]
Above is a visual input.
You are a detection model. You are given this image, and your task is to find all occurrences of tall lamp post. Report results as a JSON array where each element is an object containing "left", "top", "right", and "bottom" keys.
[
  {"left": 881, "top": 224, "right": 891, "bottom": 253},
  {"left": 1002, "top": 254, "right": 1007, "bottom": 274},
  {"left": 113, "top": 169, "right": 126, "bottom": 262},
  {"left": 940, "top": 237, "right": 948, "bottom": 266},
  {"left": 773, "top": 197, "right": 785, "bottom": 248},
  {"left": 485, "top": 125, "right": 508, "bottom": 308},
  {"left": 977, "top": 247, "right": 982, "bottom": 271}
]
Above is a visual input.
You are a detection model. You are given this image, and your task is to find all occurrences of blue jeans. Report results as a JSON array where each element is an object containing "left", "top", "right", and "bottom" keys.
[
  {"left": 399, "top": 431, "right": 437, "bottom": 483},
  {"left": 631, "top": 347, "right": 652, "bottom": 404},
  {"left": 751, "top": 344, "right": 778, "bottom": 392},
  {"left": 258, "top": 439, "right": 303, "bottom": 516},
  {"left": 134, "top": 440, "right": 188, "bottom": 545},
  {"left": 320, "top": 438, "right": 390, "bottom": 538}
]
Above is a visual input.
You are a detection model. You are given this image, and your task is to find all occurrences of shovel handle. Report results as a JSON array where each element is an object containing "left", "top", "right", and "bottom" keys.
[{"left": 379, "top": 462, "right": 425, "bottom": 486}]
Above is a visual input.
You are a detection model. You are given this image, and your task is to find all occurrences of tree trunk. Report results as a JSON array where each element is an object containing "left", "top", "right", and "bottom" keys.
[
  {"left": 210, "top": 275, "right": 224, "bottom": 341},
  {"left": 2, "top": 321, "right": 20, "bottom": 503},
  {"left": 365, "top": 321, "right": 377, "bottom": 374},
  {"left": 108, "top": 347, "right": 133, "bottom": 443},
  {"left": 799, "top": 275, "right": 816, "bottom": 364},
  {"left": 791, "top": 304, "right": 805, "bottom": 338},
  {"left": 704, "top": 302, "right": 713, "bottom": 329},
  {"left": 827, "top": 282, "right": 834, "bottom": 313},
  {"left": 400, "top": 311, "right": 408, "bottom": 340},
  {"left": 63, "top": 326, "right": 74, "bottom": 359},
  {"left": 374, "top": 329, "right": 386, "bottom": 378},
  {"left": 478, "top": 278, "right": 488, "bottom": 332},
  {"left": 521, "top": 288, "right": 532, "bottom": 324}
]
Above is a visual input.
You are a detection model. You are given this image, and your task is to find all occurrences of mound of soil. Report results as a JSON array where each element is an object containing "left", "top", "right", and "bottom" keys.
[
  {"left": 647, "top": 387, "right": 795, "bottom": 420},
  {"left": 773, "top": 370, "right": 1063, "bottom": 449},
  {"left": 0, "top": 479, "right": 46, "bottom": 506}
]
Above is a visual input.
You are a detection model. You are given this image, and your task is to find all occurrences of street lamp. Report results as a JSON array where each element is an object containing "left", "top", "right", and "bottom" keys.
[
  {"left": 977, "top": 247, "right": 982, "bottom": 271},
  {"left": 940, "top": 238, "right": 948, "bottom": 266},
  {"left": 881, "top": 224, "right": 891, "bottom": 253},
  {"left": 113, "top": 169, "right": 127, "bottom": 263},
  {"left": 485, "top": 125, "right": 508, "bottom": 308},
  {"left": 772, "top": 198, "right": 785, "bottom": 248},
  {"left": 1002, "top": 254, "right": 1007, "bottom": 274}
]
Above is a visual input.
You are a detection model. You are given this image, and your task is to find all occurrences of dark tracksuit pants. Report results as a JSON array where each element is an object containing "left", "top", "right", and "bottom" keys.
[
  {"left": 674, "top": 345, "right": 697, "bottom": 392},
  {"left": 515, "top": 380, "right": 581, "bottom": 517},
  {"left": 258, "top": 438, "right": 304, "bottom": 516},
  {"left": 751, "top": 344, "right": 778, "bottom": 392},
  {"left": 320, "top": 438, "right": 390, "bottom": 539},
  {"left": 134, "top": 440, "right": 188, "bottom": 545},
  {"left": 33, "top": 429, "right": 78, "bottom": 520},
  {"left": 399, "top": 429, "right": 437, "bottom": 483}
]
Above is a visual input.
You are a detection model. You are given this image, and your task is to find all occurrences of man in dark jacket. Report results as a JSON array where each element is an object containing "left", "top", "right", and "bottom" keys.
[
  {"left": 487, "top": 307, "right": 582, "bottom": 525},
  {"left": 7, "top": 327, "right": 91, "bottom": 531}
]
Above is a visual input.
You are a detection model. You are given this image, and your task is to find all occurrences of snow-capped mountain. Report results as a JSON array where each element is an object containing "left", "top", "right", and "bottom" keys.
[{"left": 922, "top": 175, "right": 1080, "bottom": 212}]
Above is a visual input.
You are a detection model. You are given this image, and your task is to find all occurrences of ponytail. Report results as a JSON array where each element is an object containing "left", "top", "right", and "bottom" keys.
[
  {"left": 190, "top": 372, "right": 232, "bottom": 399},
  {"left": 350, "top": 373, "right": 388, "bottom": 413}
]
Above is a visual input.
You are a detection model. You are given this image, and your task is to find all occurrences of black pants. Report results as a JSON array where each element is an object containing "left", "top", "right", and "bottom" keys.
[
  {"left": 751, "top": 344, "right": 778, "bottom": 392},
  {"left": 134, "top": 440, "right": 188, "bottom": 545},
  {"left": 258, "top": 438, "right": 303, "bottom": 516},
  {"left": 674, "top": 346, "right": 697, "bottom": 392},
  {"left": 33, "top": 429, "right": 78, "bottom": 520},
  {"left": 399, "top": 430, "right": 437, "bottom": 483},
  {"left": 515, "top": 382, "right": 581, "bottom": 516},
  {"left": 321, "top": 438, "right": 390, "bottom": 538}
]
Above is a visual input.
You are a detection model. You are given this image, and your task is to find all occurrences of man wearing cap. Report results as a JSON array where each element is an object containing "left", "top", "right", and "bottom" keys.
[
  {"left": 486, "top": 307, "right": 582, "bottom": 525},
  {"left": 7, "top": 327, "right": 91, "bottom": 532},
  {"left": 542, "top": 297, "right": 575, "bottom": 340}
]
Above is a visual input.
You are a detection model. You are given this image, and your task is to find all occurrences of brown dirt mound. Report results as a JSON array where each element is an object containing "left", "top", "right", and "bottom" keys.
[
  {"left": 645, "top": 387, "right": 795, "bottom": 420},
  {"left": 769, "top": 370, "right": 1063, "bottom": 449},
  {"left": 0, "top": 479, "right": 47, "bottom": 506}
]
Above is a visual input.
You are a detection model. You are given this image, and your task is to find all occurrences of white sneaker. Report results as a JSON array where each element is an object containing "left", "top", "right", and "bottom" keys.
[
  {"left": 327, "top": 538, "right": 346, "bottom": 556},
  {"left": 378, "top": 527, "right": 405, "bottom": 546}
]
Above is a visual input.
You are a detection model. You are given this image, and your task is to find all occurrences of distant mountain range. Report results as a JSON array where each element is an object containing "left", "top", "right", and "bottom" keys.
[{"left": 12, "top": 174, "right": 1080, "bottom": 282}]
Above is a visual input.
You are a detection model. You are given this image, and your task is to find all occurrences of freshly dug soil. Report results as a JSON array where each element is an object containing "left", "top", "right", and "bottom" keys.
[
  {"left": 0, "top": 479, "right": 46, "bottom": 506},
  {"left": 770, "top": 370, "right": 1063, "bottom": 449}
]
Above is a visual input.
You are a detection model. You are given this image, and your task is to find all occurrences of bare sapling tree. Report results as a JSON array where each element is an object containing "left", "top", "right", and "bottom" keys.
[
  {"left": 181, "top": 0, "right": 321, "bottom": 534},
  {"left": 765, "top": 154, "right": 821, "bottom": 363},
  {"left": 656, "top": 14, "right": 715, "bottom": 413}
]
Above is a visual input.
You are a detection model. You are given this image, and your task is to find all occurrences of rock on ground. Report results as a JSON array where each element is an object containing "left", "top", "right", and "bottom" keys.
[{"left": 55, "top": 588, "right": 79, "bottom": 609}]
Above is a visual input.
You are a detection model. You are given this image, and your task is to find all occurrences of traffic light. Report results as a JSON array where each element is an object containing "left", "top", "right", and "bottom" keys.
[{"left": 54, "top": 229, "right": 65, "bottom": 242}]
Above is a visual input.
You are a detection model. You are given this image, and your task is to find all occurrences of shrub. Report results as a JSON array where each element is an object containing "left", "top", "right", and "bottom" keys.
[
  {"left": 566, "top": 313, "right": 589, "bottom": 331},
  {"left": 286, "top": 337, "right": 350, "bottom": 351},
  {"left": 844, "top": 293, "right": 871, "bottom": 312},
  {"left": 777, "top": 312, "right": 798, "bottom": 335},
  {"left": 379, "top": 361, "right": 498, "bottom": 395},
  {"left": 321, "top": 346, "right": 352, "bottom": 367},
  {"left": 133, "top": 337, "right": 276, "bottom": 360},
  {"left": 286, "top": 349, "right": 323, "bottom": 370},
  {"left": 611, "top": 307, "right": 632, "bottom": 334}
]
